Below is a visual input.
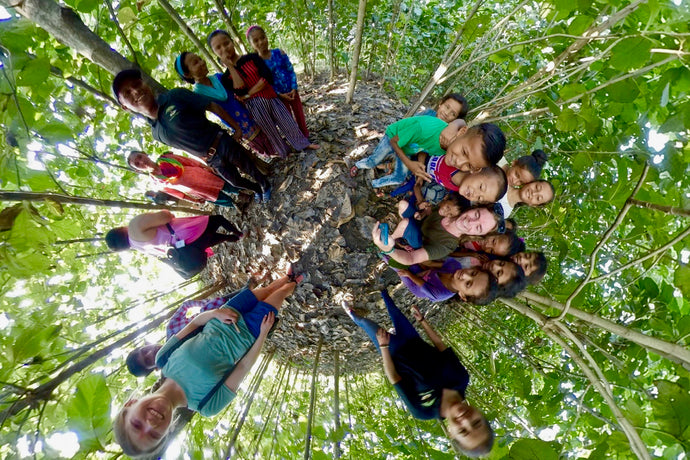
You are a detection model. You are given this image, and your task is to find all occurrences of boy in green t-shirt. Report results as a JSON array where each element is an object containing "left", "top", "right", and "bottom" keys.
[{"left": 354, "top": 116, "right": 448, "bottom": 188}]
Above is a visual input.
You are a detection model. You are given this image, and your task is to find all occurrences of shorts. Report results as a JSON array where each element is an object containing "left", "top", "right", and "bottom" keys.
[{"left": 222, "top": 288, "right": 278, "bottom": 338}]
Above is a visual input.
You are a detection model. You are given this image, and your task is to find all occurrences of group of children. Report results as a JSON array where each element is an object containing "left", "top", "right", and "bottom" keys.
[{"left": 107, "top": 23, "right": 554, "bottom": 460}]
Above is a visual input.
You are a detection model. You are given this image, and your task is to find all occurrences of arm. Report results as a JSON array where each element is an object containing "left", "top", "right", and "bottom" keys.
[
  {"left": 397, "top": 269, "right": 426, "bottom": 287},
  {"left": 412, "top": 306, "right": 447, "bottom": 352},
  {"left": 377, "top": 328, "right": 401, "bottom": 384},
  {"left": 389, "top": 135, "right": 432, "bottom": 182},
  {"left": 227, "top": 65, "right": 247, "bottom": 92},
  {"left": 439, "top": 119, "right": 467, "bottom": 149},
  {"left": 207, "top": 102, "right": 243, "bottom": 141},
  {"left": 129, "top": 210, "right": 174, "bottom": 237},
  {"left": 224, "top": 312, "right": 275, "bottom": 392},
  {"left": 372, "top": 222, "right": 432, "bottom": 265},
  {"left": 174, "top": 308, "right": 239, "bottom": 341},
  {"left": 162, "top": 187, "right": 205, "bottom": 204}
]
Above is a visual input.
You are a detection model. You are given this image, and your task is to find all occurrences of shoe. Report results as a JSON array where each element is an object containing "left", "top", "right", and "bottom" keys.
[
  {"left": 262, "top": 187, "right": 272, "bottom": 203},
  {"left": 254, "top": 193, "right": 262, "bottom": 203},
  {"left": 287, "top": 264, "right": 304, "bottom": 284},
  {"left": 349, "top": 165, "right": 358, "bottom": 177}
]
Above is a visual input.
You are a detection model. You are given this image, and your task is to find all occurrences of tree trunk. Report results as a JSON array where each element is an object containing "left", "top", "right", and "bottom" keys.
[
  {"left": 333, "top": 350, "right": 341, "bottom": 459},
  {"left": 54, "top": 237, "right": 104, "bottom": 245},
  {"left": 345, "top": 0, "right": 367, "bottom": 104},
  {"left": 225, "top": 351, "right": 274, "bottom": 458},
  {"left": 252, "top": 365, "right": 290, "bottom": 457},
  {"left": 628, "top": 198, "right": 690, "bottom": 217},
  {"left": 380, "top": 0, "right": 403, "bottom": 85},
  {"left": 304, "top": 335, "right": 323, "bottom": 460},
  {"left": 155, "top": 0, "right": 222, "bottom": 73},
  {"left": 516, "top": 293, "right": 690, "bottom": 368},
  {"left": 0, "top": 0, "right": 165, "bottom": 95},
  {"left": 328, "top": 0, "right": 336, "bottom": 80},
  {"left": 212, "top": 0, "right": 247, "bottom": 54},
  {"left": 405, "top": 0, "right": 484, "bottom": 116},
  {"left": 0, "top": 191, "right": 210, "bottom": 215},
  {"left": 33, "top": 53, "right": 118, "bottom": 104}
]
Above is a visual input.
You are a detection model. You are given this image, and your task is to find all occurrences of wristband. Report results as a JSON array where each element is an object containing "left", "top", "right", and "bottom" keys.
[
  {"left": 380, "top": 345, "right": 389, "bottom": 348},
  {"left": 380, "top": 247, "right": 395, "bottom": 255}
]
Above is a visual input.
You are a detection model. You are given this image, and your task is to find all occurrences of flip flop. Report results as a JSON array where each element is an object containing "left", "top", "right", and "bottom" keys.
[
  {"left": 349, "top": 165, "right": 358, "bottom": 177},
  {"left": 287, "top": 264, "right": 304, "bottom": 284}
]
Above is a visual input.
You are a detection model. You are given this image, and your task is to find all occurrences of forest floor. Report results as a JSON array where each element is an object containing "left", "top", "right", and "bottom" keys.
[{"left": 203, "top": 76, "right": 453, "bottom": 375}]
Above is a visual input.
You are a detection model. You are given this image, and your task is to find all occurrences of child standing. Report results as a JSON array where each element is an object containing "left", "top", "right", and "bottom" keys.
[{"left": 247, "top": 25, "right": 310, "bottom": 138}]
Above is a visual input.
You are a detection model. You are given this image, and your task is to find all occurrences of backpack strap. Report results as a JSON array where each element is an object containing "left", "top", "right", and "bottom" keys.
[{"left": 156, "top": 328, "right": 203, "bottom": 368}]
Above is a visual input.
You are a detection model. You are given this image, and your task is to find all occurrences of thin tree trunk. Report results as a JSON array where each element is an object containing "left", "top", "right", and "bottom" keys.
[
  {"left": 155, "top": 0, "right": 222, "bottom": 73},
  {"left": 0, "top": 0, "right": 165, "bottom": 94},
  {"left": 328, "top": 0, "right": 336, "bottom": 80},
  {"left": 103, "top": 0, "right": 139, "bottom": 66},
  {"left": 225, "top": 351, "right": 274, "bottom": 458},
  {"left": 345, "top": 0, "right": 367, "bottom": 104},
  {"left": 516, "top": 292, "right": 690, "bottom": 368},
  {"left": 380, "top": 0, "right": 403, "bottom": 84},
  {"left": 248, "top": 362, "right": 287, "bottom": 452},
  {"left": 267, "top": 368, "right": 300, "bottom": 459},
  {"left": 34, "top": 54, "right": 118, "bottom": 104},
  {"left": 405, "top": 0, "right": 484, "bottom": 116},
  {"left": 304, "top": 336, "right": 324, "bottom": 460},
  {"left": 253, "top": 365, "right": 291, "bottom": 458},
  {"left": 212, "top": 0, "right": 247, "bottom": 54},
  {"left": 333, "top": 350, "right": 341, "bottom": 459},
  {"left": 0, "top": 191, "right": 210, "bottom": 214},
  {"left": 54, "top": 237, "right": 104, "bottom": 245},
  {"left": 628, "top": 198, "right": 690, "bottom": 217}
]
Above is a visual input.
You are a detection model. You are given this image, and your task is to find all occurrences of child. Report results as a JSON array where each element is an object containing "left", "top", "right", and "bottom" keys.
[
  {"left": 417, "top": 93, "right": 469, "bottom": 123},
  {"left": 174, "top": 52, "right": 276, "bottom": 159},
  {"left": 392, "top": 193, "right": 467, "bottom": 251},
  {"left": 511, "top": 251, "right": 547, "bottom": 284},
  {"left": 503, "top": 149, "right": 548, "bottom": 187},
  {"left": 247, "top": 25, "right": 309, "bottom": 138},
  {"left": 457, "top": 231, "right": 525, "bottom": 257},
  {"left": 482, "top": 259, "right": 527, "bottom": 298},
  {"left": 498, "top": 179, "right": 555, "bottom": 217},
  {"left": 352, "top": 115, "right": 449, "bottom": 188}
]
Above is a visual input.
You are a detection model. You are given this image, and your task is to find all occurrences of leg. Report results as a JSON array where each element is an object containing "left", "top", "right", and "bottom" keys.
[
  {"left": 355, "top": 136, "right": 394, "bottom": 170},
  {"left": 262, "top": 282, "right": 296, "bottom": 310},
  {"left": 220, "top": 139, "right": 271, "bottom": 193},
  {"left": 371, "top": 155, "right": 410, "bottom": 188},
  {"left": 252, "top": 274, "right": 291, "bottom": 302},
  {"left": 380, "top": 289, "right": 420, "bottom": 350},
  {"left": 349, "top": 312, "right": 384, "bottom": 352},
  {"left": 246, "top": 98, "right": 290, "bottom": 157},
  {"left": 289, "top": 91, "right": 309, "bottom": 137},
  {"left": 390, "top": 218, "right": 410, "bottom": 240},
  {"left": 270, "top": 99, "right": 310, "bottom": 151},
  {"left": 208, "top": 153, "right": 262, "bottom": 195},
  {"left": 207, "top": 215, "right": 242, "bottom": 237}
]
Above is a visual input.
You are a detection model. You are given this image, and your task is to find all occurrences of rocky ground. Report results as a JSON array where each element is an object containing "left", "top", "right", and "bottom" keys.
[{"left": 203, "top": 76, "right": 452, "bottom": 375}]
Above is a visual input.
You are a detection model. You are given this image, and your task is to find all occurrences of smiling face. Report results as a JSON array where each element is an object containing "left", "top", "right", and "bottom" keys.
[
  {"left": 450, "top": 268, "right": 490, "bottom": 300},
  {"left": 438, "top": 199, "right": 463, "bottom": 218},
  {"left": 519, "top": 180, "right": 553, "bottom": 206},
  {"left": 483, "top": 259, "right": 518, "bottom": 285},
  {"left": 446, "top": 400, "right": 490, "bottom": 451},
  {"left": 247, "top": 28, "right": 269, "bottom": 54},
  {"left": 507, "top": 162, "right": 535, "bottom": 187},
  {"left": 210, "top": 33, "right": 237, "bottom": 65},
  {"left": 480, "top": 234, "right": 511, "bottom": 256},
  {"left": 183, "top": 53, "right": 208, "bottom": 81},
  {"left": 437, "top": 98, "right": 464, "bottom": 123},
  {"left": 511, "top": 252, "right": 538, "bottom": 277},
  {"left": 454, "top": 207, "right": 497, "bottom": 236},
  {"left": 128, "top": 152, "right": 157, "bottom": 173},
  {"left": 445, "top": 131, "right": 489, "bottom": 173},
  {"left": 117, "top": 78, "right": 157, "bottom": 116},
  {"left": 459, "top": 168, "right": 503, "bottom": 204},
  {"left": 121, "top": 394, "right": 172, "bottom": 452}
]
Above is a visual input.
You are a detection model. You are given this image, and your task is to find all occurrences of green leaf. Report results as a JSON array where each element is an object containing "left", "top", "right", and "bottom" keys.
[
  {"left": 607, "top": 79, "right": 640, "bottom": 103},
  {"left": 623, "top": 399, "right": 645, "bottom": 427},
  {"left": 39, "top": 121, "right": 74, "bottom": 143},
  {"left": 673, "top": 265, "right": 690, "bottom": 298},
  {"left": 117, "top": 6, "right": 137, "bottom": 27},
  {"left": 16, "top": 57, "right": 51, "bottom": 88},
  {"left": 651, "top": 380, "right": 690, "bottom": 440},
  {"left": 65, "top": 373, "right": 112, "bottom": 453},
  {"left": 567, "top": 15, "right": 594, "bottom": 35},
  {"left": 555, "top": 108, "right": 579, "bottom": 132},
  {"left": 608, "top": 37, "right": 652, "bottom": 71},
  {"left": 559, "top": 83, "right": 586, "bottom": 101},
  {"left": 508, "top": 438, "right": 560, "bottom": 460}
]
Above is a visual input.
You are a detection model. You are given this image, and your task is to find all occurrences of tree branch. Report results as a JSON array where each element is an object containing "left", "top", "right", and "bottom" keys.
[{"left": 103, "top": 0, "right": 139, "bottom": 66}]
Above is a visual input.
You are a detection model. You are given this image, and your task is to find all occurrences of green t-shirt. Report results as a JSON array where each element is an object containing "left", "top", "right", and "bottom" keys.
[
  {"left": 157, "top": 307, "right": 256, "bottom": 417},
  {"left": 385, "top": 116, "right": 447, "bottom": 157},
  {"left": 420, "top": 210, "right": 459, "bottom": 261}
]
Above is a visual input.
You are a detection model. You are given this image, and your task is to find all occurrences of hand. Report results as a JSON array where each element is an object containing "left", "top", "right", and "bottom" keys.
[
  {"left": 279, "top": 92, "right": 294, "bottom": 101},
  {"left": 376, "top": 328, "right": 391, "bottom": 347},
  {"left": 259, "top": 311, "right": 275, "bottom": 337},
  {"left": 232, "top": 130, "right": 242, "bottom": 142},
  {"left": 411, "top": 305, "right": 424, "bottom": 322},
  {"left": 398, "top": 269, "right": 412, "bottom": 278},
  {"left": 289, "top": 89, "right": 298, "bottom": 98},
  {"left": 440, "top": 124, "right": 461, "bottom": 150},
  {"left": 473, "top": 253, "right": 490, "bottom": 263},
  {"left": 408, "top": 160, "right": 432, "bottom": 183},
  {"left": 193, "top": 309, "right": 239, "bottom": 327},
  {"left": 371, "top": 221, "right": 394, "bottom": 253}
]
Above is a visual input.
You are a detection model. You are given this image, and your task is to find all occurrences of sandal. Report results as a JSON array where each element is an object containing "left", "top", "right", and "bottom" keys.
[
  {"left": 349, "top": 165, "right": 358, "bottom": 178},
  {"left": 287, "top": 264, "right": 304, "bottom": 284}
]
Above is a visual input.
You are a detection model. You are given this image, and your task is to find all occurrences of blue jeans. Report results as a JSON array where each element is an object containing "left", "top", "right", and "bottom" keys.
[
  {"left": 355, "top": 136, "right": 410, "bottom": 188},
  {"left": 349, "top": 289, "right": 420, "bottom": 354}
]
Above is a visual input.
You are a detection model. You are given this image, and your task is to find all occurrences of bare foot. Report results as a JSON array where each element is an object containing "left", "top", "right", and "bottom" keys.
[{"left": 306, "top": 143, "right": 320, "bottom": 150}]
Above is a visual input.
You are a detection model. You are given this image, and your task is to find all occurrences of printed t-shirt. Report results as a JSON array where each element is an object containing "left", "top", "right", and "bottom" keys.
[
  {"left": 420, "top": 210, "right": 459, "bottom": 261},
  {"left": 385, "top": 116, "right": 447, "bottom": 157},
  {"left": 392, "top": 338, "right": 469, "bottom": 420},
  {"left": 148, "top": 89, "right": 219, "bottom": 158},
  {"left": 156, "top": 307, "right": 255, "bottom": 417}
]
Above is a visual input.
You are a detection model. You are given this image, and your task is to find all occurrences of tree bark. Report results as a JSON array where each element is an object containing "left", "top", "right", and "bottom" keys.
[
  {"left": 155, "top": 0, "right": 222, "bottom": 73},
  {"left": 628, "top": 198, "right": 690, "bottom": 217},
  {"left": 333, "top": 350, "right": 341, "bottom": 459},
  {"left": 0, "top": 191, "right": 210, "bottom": 215},
  {"left": 328, "top": 0, "right": 336, "bottom": 80},
  {"left": 0, "top": 0, "right": 165, "bottom": 95},
  {"left": 516, "top": 292, "right": 690, "bottom": 368},
  {"left": 304, "top": 335, "right": 323, "bottom": 460},
  {"left": 380, "top": 0, "right": 403, "bottom": 85},
  {"left": 345, "top": 0, "right": 367, "bottom": 104},
  {"left": 212, "top": 0, "right": 247, "bottom": 54}
]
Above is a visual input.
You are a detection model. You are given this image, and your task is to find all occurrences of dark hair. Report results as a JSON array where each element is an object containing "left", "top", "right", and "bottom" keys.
[
  {"left": 112, "top": 68, "right": 142, "bottom": 103},
  {"left": 105, "top": 227, "right": 130, "bottom": 251},
  {"left": 442, "top": 192, "right": 469, "bottom": 210},
  {"left": 469, "top": 123, "right": 506, "bottom": 166},
  {"left": 458, "top": 418, "right": 495, "bottom": 457},
  {"left": 246, "top": 25, "right": 265, "bottom": 40},
  {"left": 514, "top": 149, "right": 548, "bottom": 180},
  {"left": 504, "top": 218, "right": 518, "bottom": 232},
  {"left": 496, "top": 261, "right": 527, "bottom": 298},
  {"left": 126, "top": 348, "right": 154, "bottom": 377},
  {"left": 527, "top": 251, "right": 548, "bottom": 284},
  {"left": 126, "top": 151, "right": 145, "bottom": 169},
  {"left": 439, "top": 93, "right": 469, "bottom": 119},
  {"left": 479, "top": 165, "right": 507, "bottom": 202},
  {"left": 465, "top": 270, "right": 499, "bottom": 306},
  {"left": 175, "top": 52, "right": 195, "bottom": 84},
  {"left": 207, "top": 29, "right": 232, "bottom": 48},
  {"left": 503, "top": 231, "right": 525, "bottom": 256}
]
